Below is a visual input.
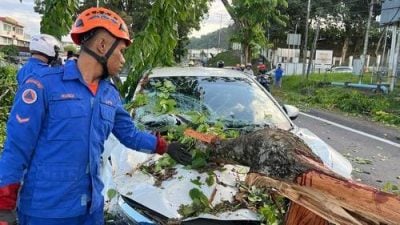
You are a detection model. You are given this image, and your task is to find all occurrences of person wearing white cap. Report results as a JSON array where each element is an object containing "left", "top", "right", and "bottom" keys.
[{"left": 16, "top": 34, "right": 63, "bottom": 85}]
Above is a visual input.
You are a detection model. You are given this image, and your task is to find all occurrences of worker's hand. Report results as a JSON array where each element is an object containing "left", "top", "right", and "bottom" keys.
[
  {"left": 0, "top": 183, "right": 20, "bottom": 211},
  {"left": 167, "top": 142, "right": 192, "bottom": 165},
  {"left": 0, "top": 210, "right": 17, "bottom": 225}
]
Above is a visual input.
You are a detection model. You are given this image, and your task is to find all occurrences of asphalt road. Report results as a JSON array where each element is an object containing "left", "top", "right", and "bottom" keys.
[{"left": 294, "top": 109, "right": 400, "bottom": 189}]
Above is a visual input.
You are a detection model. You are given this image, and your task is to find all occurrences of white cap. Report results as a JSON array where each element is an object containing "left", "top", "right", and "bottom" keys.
[{"left": 29, "top": 34, "right": 63, "bottom": 57}]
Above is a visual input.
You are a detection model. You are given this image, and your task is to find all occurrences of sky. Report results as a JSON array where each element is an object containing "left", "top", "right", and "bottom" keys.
[
  {"left": 0, "top": 0, "right": 40, "bottom": 36},
  {"left": 189, "top": 1, "right": 233, "bottom": 38},
  {"left": 0, "top": 0, "right": 232, "bottom": 41}
]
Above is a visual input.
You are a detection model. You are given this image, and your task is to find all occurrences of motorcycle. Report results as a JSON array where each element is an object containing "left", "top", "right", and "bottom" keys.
[{"left": 256, "top": 73, "right": 272, "bottom": 92}]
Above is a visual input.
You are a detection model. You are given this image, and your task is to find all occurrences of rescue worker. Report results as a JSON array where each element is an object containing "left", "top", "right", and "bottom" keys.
[
  {"left": 274, "top": 63, "right": 284, "bottom": 88},
  {"left": 16, "top": 34, "right": 63, "bottom": 85},
  {"left": 0, "top": 7, "right": 188, "bottom": 225}
]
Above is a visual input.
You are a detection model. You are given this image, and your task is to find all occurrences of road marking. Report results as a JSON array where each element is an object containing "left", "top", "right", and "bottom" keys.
[{"left": 300, "top": 112, "right": 400, "bottom": 148}]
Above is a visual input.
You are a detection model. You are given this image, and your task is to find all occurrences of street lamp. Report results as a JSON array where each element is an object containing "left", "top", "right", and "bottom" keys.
[{"left": 302, "top": 0, "right": 311, "bottom": 76}]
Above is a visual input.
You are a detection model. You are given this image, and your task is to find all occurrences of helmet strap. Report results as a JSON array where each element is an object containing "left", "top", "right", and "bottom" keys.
[{"left": 81, "top": 39, "right": 120, "bottom": 79}]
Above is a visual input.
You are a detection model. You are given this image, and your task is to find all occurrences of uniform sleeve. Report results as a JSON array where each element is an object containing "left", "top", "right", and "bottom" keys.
[
  {"left": 0, "top": 79, "right": 46, "bottom": 186},
  {"left": 112, "top": 99, "right": 157, "bottom": 153}
]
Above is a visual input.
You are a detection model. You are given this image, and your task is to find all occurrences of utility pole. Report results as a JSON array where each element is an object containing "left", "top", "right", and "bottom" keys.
[
  {"left": 390, "top": 23, "right": 400, "bottom": 92},
  {"left": 302, "top": 0, "right": 311, "bottom": 76},
  {"left": 380, "top": 28, "right": 388, "bottom": 69},
  {"left": 306, "top": 20, "right": 320, "bottom": 79},
  {"left": 217, "top": 13, "right": 223, "bottom": 54},
  {"left": 359, "top": 0, "right": 374, "bottom": 83},
  {"left": 388, "top": 26, "right": 397, "bottom": 73}
]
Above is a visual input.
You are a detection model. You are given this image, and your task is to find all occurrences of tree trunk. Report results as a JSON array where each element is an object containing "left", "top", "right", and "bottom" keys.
[
  {"left": 244, "top": 44, "right": 252, "bottom": 64},
  {"left": 341, "top": 37, "right": 350, "bottom": 66},
  {"left": 285, "top": 202, "right": 328, "bottom": 225},
  {"left": 184, "top": 128, "right": 400, "bottom": 225}
]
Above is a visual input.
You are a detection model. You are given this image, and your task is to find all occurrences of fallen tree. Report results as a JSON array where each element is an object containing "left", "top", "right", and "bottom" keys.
[{"left": 184, "top": 128, "right": 400, "bottom": 225}]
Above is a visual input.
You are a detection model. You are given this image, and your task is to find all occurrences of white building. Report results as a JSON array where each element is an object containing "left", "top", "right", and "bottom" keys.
[{"left": 0, "top": 17, "right": 30, "bottom": 48}]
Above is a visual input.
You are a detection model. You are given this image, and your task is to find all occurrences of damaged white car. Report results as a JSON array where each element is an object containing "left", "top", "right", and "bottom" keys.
[{"left": 101, "top": 67, "right": 352, "bottom": 225}]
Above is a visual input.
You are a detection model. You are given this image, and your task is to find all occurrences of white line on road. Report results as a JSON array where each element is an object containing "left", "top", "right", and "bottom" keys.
[{"left": 300, "top": 112, "right": 400, "bottom": 148}]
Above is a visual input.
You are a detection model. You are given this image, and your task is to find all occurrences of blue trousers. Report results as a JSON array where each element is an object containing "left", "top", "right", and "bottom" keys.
[{"left": 18, "top": 203, "right": 104, "bottom": 225}]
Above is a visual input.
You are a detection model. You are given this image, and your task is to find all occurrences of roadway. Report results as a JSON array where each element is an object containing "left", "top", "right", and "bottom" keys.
[{"left": 294, "top": 109, "right": 400, "bottom": 189}]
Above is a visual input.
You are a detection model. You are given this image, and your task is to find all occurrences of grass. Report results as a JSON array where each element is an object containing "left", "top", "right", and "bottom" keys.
[{"left": 272, "top": 72, "right": 400, "bottom": 127}]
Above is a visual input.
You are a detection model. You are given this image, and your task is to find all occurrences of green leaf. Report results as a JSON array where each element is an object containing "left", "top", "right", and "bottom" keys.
[
  {"left": 107, "top": 189, "right": 117, "bottom": 200},
  {"left": 190, "top": 178, "right": 203, "bottom": 187},
  {"left": 206, "top": 173, "right": 215, "bottom": 186},
  {"left": 189, "top": 188, "right": 209, "bottom": 208}
]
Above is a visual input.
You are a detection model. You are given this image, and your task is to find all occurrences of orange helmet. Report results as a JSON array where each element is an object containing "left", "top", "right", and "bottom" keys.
[{"left": 71, "top": 7, "right": 131, "bottom": 46}]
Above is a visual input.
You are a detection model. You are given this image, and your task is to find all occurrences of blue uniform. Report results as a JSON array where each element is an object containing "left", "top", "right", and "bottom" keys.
[
  {"left": 0, "top": 60, "right": 157, "bottom": 221},
  {"left": 16, "top": 57, "right": 49, "bottom": 85},
  {"left": 274, "top": 67, "right": 283, "bottom": 80}
]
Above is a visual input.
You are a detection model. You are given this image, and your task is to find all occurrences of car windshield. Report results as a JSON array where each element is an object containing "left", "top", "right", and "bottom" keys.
[{"left": 137, "top": 76, "right": 292, "bottom": 130}]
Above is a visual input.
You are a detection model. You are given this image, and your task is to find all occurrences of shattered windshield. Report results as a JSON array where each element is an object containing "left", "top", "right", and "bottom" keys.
[{"left": 136, "top": 76, "right": 292, "bottom": 130}]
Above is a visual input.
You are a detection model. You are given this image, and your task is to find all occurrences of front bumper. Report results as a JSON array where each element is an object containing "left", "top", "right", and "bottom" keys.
[{"left": 116, "top": 195, "right": 261, "bottom": 225}]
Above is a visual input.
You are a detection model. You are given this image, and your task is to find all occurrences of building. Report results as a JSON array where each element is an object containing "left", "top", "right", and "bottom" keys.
[{"left": 0, "top": 17, "right": 30, "bottom": 50}]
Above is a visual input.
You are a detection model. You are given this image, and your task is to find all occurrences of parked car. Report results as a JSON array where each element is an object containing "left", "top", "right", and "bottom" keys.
[
  {"left": 329, "top": 66, "right": 353, "bottom": 73},
  {"left": 101, "top": 67, "right": 352, "bottom": 224}
]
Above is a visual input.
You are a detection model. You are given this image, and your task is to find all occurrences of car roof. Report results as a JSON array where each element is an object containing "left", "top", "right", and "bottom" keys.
[{"left": 149, "top": 66, "right": 248, "bottom": 78}]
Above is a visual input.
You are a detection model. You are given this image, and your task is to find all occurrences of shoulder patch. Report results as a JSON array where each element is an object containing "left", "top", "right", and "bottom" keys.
[
  {"left": 22, "top": 89, "right": 38, "bottom": 104},
  {"left": 25, "top": 78, "right": 44, "bottom": 89}
]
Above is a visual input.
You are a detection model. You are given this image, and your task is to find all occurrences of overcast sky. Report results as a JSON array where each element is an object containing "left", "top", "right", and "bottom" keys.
[
  {"left": 0, "top": 0, "right": 232, "bottom": 41},
  {"left": 189, "top": 1, "right": 233, "bottom": 38}
]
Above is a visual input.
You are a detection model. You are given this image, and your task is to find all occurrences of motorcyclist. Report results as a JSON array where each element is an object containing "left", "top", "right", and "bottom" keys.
[
  {"left": 0, "top": 7, "right": 187, "bottom": 225},
  {"left": 255, "top": 64, "right": 271, "bottom": 92},
  {"left": 243, "top": 63, "right": 254, "bottom": 77},
  {"left": 257, "top": 63, "right": 267, "bottom": 75},
  {"left": 16, "top": 34, "right": 63, "bottom": 85}
]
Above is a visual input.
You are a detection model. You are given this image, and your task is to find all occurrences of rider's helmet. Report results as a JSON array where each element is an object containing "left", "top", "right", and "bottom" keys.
[
  {"left": 246, "top": 63, "right": 252, "bottom": 68},
  {"left": 29, "top": 34, "right": 63, "bottom": 58},
  {"left": 217, "top": 60, "right": 224, "bottom": 68},
  {"left": 258, "top": 64, "right": 266, "bottom": 71}
]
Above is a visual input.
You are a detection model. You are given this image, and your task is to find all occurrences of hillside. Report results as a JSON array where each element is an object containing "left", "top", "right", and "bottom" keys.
[{"left": 188, "top": 26, "right": 234, "bottom": 49}]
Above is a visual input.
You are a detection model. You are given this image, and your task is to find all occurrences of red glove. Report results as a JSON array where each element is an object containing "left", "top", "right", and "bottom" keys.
[
  {"left": 0, "top": 210, "right": 17, "bottom": 225},
  {"left": 155, "top": 134, "right": 168, "bottom": 155},
  {"left": 0, "top": 183, "right": 20, "bottom": 210}
]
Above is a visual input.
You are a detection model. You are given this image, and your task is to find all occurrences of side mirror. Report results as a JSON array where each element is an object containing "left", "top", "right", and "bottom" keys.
[{"left": 283, "top": 104, "right": 299, "bottom": 120}]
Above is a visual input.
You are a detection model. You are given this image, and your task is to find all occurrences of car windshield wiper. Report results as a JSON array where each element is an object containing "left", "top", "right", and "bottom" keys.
[{"left": 220, "top": 119, "right": 272, "bottom": 129}]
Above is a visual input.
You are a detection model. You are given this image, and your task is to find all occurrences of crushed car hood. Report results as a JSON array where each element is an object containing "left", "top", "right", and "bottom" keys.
[
  {"left": 102, "top": 128, "right": 352, "bottom": 220},
  {"left": 102, "top": 135, "right": 259, "bottom": 220}
]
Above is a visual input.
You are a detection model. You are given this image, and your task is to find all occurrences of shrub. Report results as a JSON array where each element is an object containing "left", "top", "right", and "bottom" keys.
[
  {"left": 275, "top": 74, "right": 399, "bottom": 126},
  {"left": 0, "top": 64, "right": 17, "bottom": 151}
]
